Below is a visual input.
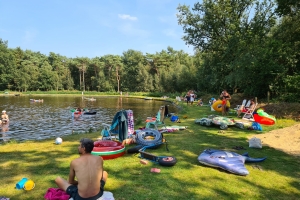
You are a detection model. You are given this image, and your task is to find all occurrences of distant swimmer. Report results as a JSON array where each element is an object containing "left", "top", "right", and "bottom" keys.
[{"left": 1, "top": 110, "right": 9, "bottom": 123}]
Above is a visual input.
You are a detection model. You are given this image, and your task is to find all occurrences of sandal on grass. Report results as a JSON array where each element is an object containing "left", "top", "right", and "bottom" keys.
[
  {"left": 140, "top": 159, "right": 148, "bottom": 165},
  {"left": 150, "top": 168, "right": 161, "bottom": 173},
  {"left": 251, "top": 165, "right": 263, "bottom": 171},
  {"left": 232, "top": 146, "right": 246, "bottom": 150}
]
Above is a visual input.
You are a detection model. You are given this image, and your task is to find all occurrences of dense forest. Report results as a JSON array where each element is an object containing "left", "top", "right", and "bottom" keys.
[{"left": 0, "top": 0, "right": 299, "bottom": 102}]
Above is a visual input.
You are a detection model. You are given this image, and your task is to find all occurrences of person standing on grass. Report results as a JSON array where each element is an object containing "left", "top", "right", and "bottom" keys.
[
  {"left": 185, "top": 91, "right": 191, "bottom": 105},
  {"left": 220, "top": 90, "right": 231, "bottom": 116},
  {"left": 190, "top": 90, "right": 195, "bottom": 105},
  {"left": 55, "top": 138, "right": 108, "bottom": 200}
]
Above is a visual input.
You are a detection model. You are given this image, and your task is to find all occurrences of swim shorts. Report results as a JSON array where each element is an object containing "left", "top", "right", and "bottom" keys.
[
  {"left": 222, "top": 99, "right": 226, "bottom": 105},
  {"left": 66, "top": 180, "right": 105, "bottom": 200}
]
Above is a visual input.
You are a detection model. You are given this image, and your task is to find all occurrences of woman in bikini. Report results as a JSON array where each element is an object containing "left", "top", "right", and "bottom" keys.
[{"left": 220, "top": 90, "right": 231, "bottom": 116}]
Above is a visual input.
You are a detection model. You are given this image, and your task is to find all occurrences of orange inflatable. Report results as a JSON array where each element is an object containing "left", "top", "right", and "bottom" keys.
[{"left": 253, "top": 109, "right": 276, "bottom": 125}]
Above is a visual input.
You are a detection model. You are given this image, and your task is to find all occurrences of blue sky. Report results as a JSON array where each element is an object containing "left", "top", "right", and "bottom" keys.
[{"left": 0, "top": 0, "right": 196, "bottom": 58}]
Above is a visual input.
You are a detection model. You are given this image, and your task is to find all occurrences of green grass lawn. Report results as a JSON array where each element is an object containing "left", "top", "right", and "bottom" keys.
[{"left": 1, "top": 102, "right": 299, "bottom": 200}]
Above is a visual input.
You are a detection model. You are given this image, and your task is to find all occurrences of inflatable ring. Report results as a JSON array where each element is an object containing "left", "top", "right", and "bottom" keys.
[
  {"left": 135, "top": 129, "right": 163, "bottom": 147},
  {"left": 91, "top": 140, "right": 125, "bottom": 160},
  {"left": 93, "top": 140, "right": 124, "bottom": 152},
  {"left": 92, "top": 148, "right": 125, "bottom": 155},
  {"left": 212, "top": 100, "right": 230, "bottom": 112}
]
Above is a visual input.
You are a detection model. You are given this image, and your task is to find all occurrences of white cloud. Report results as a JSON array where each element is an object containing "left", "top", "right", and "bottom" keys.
[{"left": 118, "top": 14, "right": 138, "bottom": 21}]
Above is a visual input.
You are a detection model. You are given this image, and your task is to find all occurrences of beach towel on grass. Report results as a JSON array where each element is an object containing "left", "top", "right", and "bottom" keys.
[
  {"left": 44, "top": 188, "right": 70, "bottom": 200},
  {"left": 69, "top": 191, "right": 115, "bottom": 200}
]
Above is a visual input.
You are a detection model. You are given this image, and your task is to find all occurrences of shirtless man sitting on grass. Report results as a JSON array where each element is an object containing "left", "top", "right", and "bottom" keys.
[{"left": 55, "top": 138, "right": 108, "bottom": 200}]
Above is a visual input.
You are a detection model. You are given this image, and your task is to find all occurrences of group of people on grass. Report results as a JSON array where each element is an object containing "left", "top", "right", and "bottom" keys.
[{"left": 185, "top": 90, "right": 197, "bottom": 105}]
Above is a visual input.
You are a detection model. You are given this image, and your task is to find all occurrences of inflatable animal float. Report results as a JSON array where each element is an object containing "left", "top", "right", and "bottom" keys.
[
  {"left": 253, "top": 109, "right": 276, "bottom": 125},
  {"left": 198, "top": 149, "right": 266, "bottom": 176},
  {"left": 195, "top": 116, "right": 244, "bottom": 129}
]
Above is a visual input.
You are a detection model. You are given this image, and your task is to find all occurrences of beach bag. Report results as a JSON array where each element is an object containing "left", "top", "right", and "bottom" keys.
[
  {"left": 249, "top": 137, "right": 262, "bottom": 148},
  {"left": 170, "top": 115, "right": 179, "bottom": 122},
  {"left": 250, "top": 122, "right": 263, "bottom": 131}
]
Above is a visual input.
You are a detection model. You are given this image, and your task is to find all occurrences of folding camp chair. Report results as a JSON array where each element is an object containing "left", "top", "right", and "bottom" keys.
[
  {"left": 100, "top": 110, "right": 128, "bottom": 142},
  {"left": 145, "top": 106, "right": 167, "bottom": 130},
  {"left": 234, "top": 99, "right": 248, "bottom": 111},
  {"left": 242, "top": 103, "right": 258, "bottom": 120}
]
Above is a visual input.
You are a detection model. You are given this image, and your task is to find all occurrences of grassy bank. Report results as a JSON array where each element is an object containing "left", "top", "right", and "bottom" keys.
[{"left": 0, "top": 101, "right": 299, "bottom": 200}]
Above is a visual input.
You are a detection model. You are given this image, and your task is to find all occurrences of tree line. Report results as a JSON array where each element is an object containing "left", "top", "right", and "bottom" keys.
[{"left": 0, "top": 0, "right": 299, "bottom": 102}]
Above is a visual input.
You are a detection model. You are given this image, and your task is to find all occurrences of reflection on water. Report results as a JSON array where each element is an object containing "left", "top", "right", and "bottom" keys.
[
  {"left": 0, "top": 95, "right": 175, "bottom": 141},
  {"left": 1, "top": 122, "right": 9, "bottom": 140}
]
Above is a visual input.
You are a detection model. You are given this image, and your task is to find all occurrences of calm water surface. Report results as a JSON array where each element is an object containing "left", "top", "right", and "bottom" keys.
[{"left": 0, "top": 95, "right": 176, "bottom": 141}]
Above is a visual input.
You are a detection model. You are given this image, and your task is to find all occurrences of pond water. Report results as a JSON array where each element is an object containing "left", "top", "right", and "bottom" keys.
[{"left": 0, "top": 95, "right": 176, "bottom": 142}]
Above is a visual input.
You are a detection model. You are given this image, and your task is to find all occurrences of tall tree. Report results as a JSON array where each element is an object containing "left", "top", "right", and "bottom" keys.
[
  {"left": 100, "top": 55, "right": 123, "bottom": 92},
  {"left": 73, "top": 57, "right": 89, "bottom": 91},
  {"left": 276, "top": 0, "right": 300, "bottom": 16},
  {"left": 122, "top": 50, "right": 145, "bottom": 91},
  {"left": 0, "top": 39, "right": 15, "bottom": 90},
  {"left": 177, "top": 0, "right": 276, "bottom": 95},
  {"left": 38, "top": 60, "right": 56, "bottom": 91}
]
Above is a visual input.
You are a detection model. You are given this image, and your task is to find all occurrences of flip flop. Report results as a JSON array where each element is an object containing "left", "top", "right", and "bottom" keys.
[
  {"left": 251, "top": 164, "right": 263, "bottom": 171},
  {"left": 140, "top": 159, "right": 148, "bottom": 165},
  {"left": 150, "top": 168, "right": 161, "bottom": 173},
  {"left": 233, "top": 146, "right": 246, "bottom": 150}
]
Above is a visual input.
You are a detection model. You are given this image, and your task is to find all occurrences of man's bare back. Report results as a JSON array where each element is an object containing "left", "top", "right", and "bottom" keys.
[
  {"left": 71, "top": 154, "right": 103, "bottom": 197},
  {"left": 55, "top": 138, "right": 108, "bottom": 200}
]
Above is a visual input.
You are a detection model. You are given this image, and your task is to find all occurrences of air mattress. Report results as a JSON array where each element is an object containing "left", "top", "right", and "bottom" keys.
[{"left": 198, "top": 149, "right": 266, "bottom": 176}]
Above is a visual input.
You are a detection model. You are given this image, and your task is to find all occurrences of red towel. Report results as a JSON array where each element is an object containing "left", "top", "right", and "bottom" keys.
[{"left": 44, "top": 188, "right": 70, "bottom": 200}]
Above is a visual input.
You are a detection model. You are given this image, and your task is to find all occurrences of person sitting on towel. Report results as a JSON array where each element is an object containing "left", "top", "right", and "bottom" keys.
[{"left": 55, "top": 138, "right": 108, "bottom": 200}]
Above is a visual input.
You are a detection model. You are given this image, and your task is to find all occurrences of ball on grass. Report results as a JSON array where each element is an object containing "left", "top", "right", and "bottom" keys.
[{"left": 55, "top": 137, "right": 63, "bottom": 145}]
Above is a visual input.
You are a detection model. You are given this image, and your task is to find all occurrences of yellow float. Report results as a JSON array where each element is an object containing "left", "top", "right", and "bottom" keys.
[{"left": 212, "top": 100, "right": 230, "bottom": 112}]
